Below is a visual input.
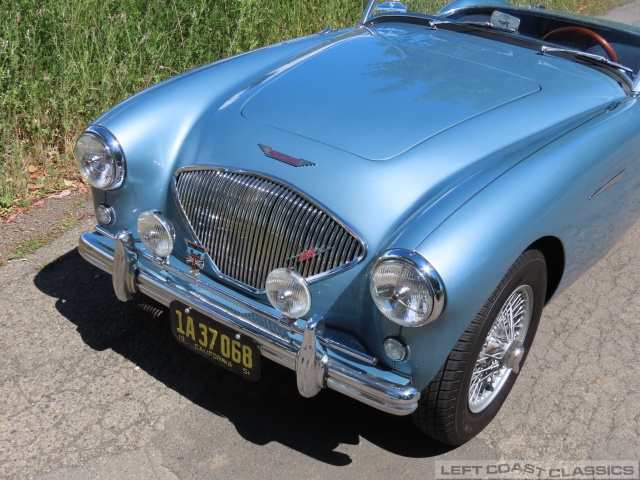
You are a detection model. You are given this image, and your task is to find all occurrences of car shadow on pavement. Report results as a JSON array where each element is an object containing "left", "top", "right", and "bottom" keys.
[{"left": 34, "top": 248, "right": 454, "bottom": 464}]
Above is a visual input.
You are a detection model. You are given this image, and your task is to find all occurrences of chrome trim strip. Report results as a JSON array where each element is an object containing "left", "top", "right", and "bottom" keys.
[
  {"left": 589, "top": 170, "right": 625, "bottom": 200},
  {"left": 361, "top": 0, "right": 377, "bottom": 25},
  {"left": 78, "top": 231, "right": 417, "bottom": 415},
  {"left": 633, "top": 76, "right": 640, "bottom": 95},
  {"left": 318, "top": 336, "right": 378, "bottom": 365},
  {"left": 540, "top": 46, "right": 634, "bottom": 74}
]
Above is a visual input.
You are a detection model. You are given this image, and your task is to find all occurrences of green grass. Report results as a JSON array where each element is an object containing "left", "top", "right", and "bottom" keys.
[{"left": 0, "top": 0, "right": 630, "bottom": 216}]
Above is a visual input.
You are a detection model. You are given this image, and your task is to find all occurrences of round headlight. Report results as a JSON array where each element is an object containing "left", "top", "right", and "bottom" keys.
[
  {"left": 370, "top": 250, "right": 444, "bottom": 327},
  {"left": 74, "top": 126, "right": 125, "bottom": 190},
  {"left": 266, "top": 268, "right": 311, "bottom": 319},
  {"left": 137, "top": 211, "right": 175, "bottom": 258}
]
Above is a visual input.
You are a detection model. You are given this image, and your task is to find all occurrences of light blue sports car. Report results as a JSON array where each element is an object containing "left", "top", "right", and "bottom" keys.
[{"left": 75, "top": 0, "right": 640, "bottom": 445}]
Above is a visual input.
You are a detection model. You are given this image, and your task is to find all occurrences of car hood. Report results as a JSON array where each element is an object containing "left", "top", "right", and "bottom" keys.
[
  {"left": 241, "top": 29, "right": 541, "bottom": 161},
  {"left": 218, "top": 25, "right": 622, "bottom": 242}
]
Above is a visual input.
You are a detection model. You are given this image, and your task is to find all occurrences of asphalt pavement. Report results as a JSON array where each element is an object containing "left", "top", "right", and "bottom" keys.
[
  {"left": 600, "top": 1, "right": 640, "bottom": 24},
  {"left": 1, "top": 3, "right": 640, "bottom": 479}
]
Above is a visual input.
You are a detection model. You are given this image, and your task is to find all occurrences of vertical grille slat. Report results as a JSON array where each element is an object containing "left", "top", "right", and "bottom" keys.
[
  {"left": 239, "top": 177, "right": 271, "bottom": 285},
  {"left": 305, "top": 214, "right": 332, "bottom": 276},
  {"left": 209, "top": 171, "right": 235, "bottom": 266},
  {"left": 173, "top": 169, "right": 365, "bottom": 291},
  {"left": 193, "top": 172, "right": 214, "bottom": 245},
  {"left": 252, "top": 184, "right": 288, "bottom": 288},
  {"left": 273, "top": 195, "right": 305, "bottom": 270},
  {"left": 231, "top": 177, "right": 262, "bottom": 283},
  {"left": 200, "top": 171, "right": 225, "bottom": 252},
  {"left": 247, "top": 185, "right": 276, "bottom": 288},
  {"left": 263, "top": 189, "right": 297, "bottom": 282},
  {"left": 215, "top": 173, "right": 246, "bottom": 275}
]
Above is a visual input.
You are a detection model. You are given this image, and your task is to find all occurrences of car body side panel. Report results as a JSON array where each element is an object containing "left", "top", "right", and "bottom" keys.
[{"left": 400, "top": 98, "right": 640, "bottom": 388}]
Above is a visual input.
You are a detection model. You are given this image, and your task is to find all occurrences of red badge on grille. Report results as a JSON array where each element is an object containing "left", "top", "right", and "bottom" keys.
[{"left": 288, "top": 247, "right": 330, "bottom": 264}]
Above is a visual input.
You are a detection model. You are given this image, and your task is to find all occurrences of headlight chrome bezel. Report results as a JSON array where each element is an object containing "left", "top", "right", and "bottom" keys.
[
  {"left": 74, "top": 125, "right": 126, "bottom": 190},
  {"left": 370, "top": 249, "right": 445, "bottom": 327}
]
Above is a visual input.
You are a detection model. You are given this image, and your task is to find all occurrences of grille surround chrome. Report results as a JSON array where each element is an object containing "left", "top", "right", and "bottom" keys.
[{"left": 172, "top": 167, "right": 366, "bottom": 292}]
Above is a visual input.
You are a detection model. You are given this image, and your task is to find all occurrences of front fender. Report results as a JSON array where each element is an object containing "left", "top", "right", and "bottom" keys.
[
  {"left": 92, "top": 29, "right": 358, "bottom": 231},
  {"left": 399, "top": 98, "right": 640, "bottom": 389}
]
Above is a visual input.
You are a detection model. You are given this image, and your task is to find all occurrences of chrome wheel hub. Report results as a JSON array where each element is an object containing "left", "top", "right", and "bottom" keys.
[
  {"left": 468, "top": 285, "right": 533, "bottom": 413},
  {"left": 503, "top": 340, "right": 525, "bottom": 374}
]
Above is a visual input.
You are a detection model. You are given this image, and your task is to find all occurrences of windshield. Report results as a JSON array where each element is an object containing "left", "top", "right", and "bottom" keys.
[
  {"left": 361, "top": 0, "right": 640, "bottom": 90},
  {"left": 362, "top": 0, "right": 501, "bottom": 22}
]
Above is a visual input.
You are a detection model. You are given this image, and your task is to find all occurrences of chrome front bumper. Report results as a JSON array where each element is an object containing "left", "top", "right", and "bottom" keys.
[{"left": 78, "top": 230, "right": 420, "bottom": 415}]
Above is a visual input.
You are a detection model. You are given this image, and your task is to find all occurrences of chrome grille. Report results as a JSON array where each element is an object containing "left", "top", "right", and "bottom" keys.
[{"left": 173, "top": 169, "right": 366, "bottom": 291}]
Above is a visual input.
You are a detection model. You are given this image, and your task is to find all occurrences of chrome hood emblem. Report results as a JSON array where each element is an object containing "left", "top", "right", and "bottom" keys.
[{"left": 259, "top": 144, "right": 316, "bottom": 167}]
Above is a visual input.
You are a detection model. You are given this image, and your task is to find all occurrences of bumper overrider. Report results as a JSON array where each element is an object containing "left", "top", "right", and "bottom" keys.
[{"left": 78, "top": 229, "right": 420, "bottom": 415}]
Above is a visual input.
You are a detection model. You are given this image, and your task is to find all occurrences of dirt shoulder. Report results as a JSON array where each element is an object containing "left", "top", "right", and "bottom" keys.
[{"left": 0, "top": 192, "right": 94, "bottom": 263}]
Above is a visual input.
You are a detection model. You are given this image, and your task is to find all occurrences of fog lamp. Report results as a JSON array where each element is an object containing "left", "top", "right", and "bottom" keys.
[
  {"left": 265, "top": 268, "right": 311, "bottom": 319},
  {"left": 383, "top": 337, "right": 408, "bottom": 362},
  {"left": 137, "top": 211, "right": 175, "bottom": 258},
  {"left": 96, "top": 203, "right": 115, "bottom": 225}
]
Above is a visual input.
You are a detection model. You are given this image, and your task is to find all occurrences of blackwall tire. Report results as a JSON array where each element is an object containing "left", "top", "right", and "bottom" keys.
[{"left": 412, "top": 249, "right": 547, "bottom": 445}]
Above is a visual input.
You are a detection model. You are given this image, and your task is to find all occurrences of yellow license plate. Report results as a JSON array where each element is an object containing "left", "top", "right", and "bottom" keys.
[{"left": 170, "top": 301, "right": 260, "bottom": 381}]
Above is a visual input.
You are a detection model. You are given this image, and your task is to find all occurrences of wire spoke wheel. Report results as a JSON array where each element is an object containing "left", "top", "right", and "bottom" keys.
[
  {"left": 468, "top": 285, "right": 533, "bottom": 413},
  {"left": 412, "top": 249, "right": 546, "bottom": 446}
]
